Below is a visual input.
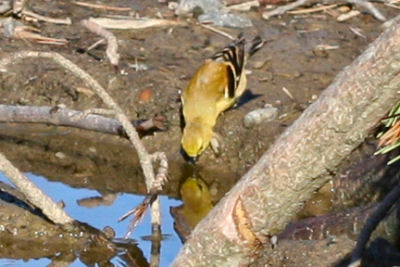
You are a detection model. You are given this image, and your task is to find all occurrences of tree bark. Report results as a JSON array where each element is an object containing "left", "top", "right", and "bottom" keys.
[
  {"left": 0, "top": 104, "right": 165, "bottom": 136},
  {"left": 172, "top": 16, "right": 400, "bottom": 266}
]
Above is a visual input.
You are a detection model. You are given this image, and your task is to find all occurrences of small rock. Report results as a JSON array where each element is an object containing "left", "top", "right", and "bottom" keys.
[
  {"left": 139, "top": 88, "right": 153, "bottom": 102},
  {"left": 210, "top": 137, "right": 220, "bottom": 155},
  {"left": 337, "top": 5, "right": 351, "bottom": 13},
  {"left": 243, "top": 104, "right": 278, "bottom": 128},
  {"left": 337, "top": 10, "right": 361, "bottom": 22},
  {"left": 209, "top": 182, "right": 218, "bottom": 197},
  {"left": 55, "top": 152, "right": 66, "bottom": 159},
  {"left": 168, "top": 1, "right": 178, "bottom": 10}
]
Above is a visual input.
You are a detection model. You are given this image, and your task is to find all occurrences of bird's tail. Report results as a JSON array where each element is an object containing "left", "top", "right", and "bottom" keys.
[
  {"left": 211, "top": 33, "right": 264, "bottom": 67},
  {"left": 248, "top": 35, "right": 264, "bottom": 58},
  {"left": 211, "top": 33, "right": 245, "bottom": 83},
  {"left": 211, "top": 34, "right": 264, "bottom": 98}
]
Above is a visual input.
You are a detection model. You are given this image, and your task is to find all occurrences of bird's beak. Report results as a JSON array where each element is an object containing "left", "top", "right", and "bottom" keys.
[
  {"left": 188, "top": 156, "right": 197, "bottom": 165},
  {"left": 180, "top": 147, "right": 198, "bottom": 164}
]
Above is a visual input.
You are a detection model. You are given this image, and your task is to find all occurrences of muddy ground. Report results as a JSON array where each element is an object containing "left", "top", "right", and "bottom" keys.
[{"left": 0, "top": 0, "right": 399, "bottom": 266}]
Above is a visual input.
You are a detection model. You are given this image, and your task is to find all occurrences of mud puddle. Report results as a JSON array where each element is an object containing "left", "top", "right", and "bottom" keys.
[{"left": 0, "top": 173, "right": 182, "bottom": 266}]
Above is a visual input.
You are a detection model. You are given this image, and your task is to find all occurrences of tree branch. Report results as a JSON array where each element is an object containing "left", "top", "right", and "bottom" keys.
[
  {"left": 0, "top": 152, "right": 73, "bottom": 224},
  {"left": 0, "top": 104, "right": 165, "bottom": 136}
]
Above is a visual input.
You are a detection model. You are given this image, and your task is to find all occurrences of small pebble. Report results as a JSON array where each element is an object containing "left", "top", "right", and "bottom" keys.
[
  {"left": 55, "top": 152, "right": 66, "bottom": 159},
  {"left": 139, "top": 88, "right": 153, "bottom": 102},
  {"left": 337, "top": 5, "right": 351, "bottom": 13},
  {"left": 243, "top": 104, "right": 278, "bottom": 128},
  {"left": 168, "top": 2, "right": 178, "bottom": 10},
  {"left": 210, "top": 137, "right": 220, "bottom": 154},
  {"left": 337, "top": 10, "right": 361, "bottom": 22},
  {"left": 209, "top": 182, "right": 218, "bottom": 197}
]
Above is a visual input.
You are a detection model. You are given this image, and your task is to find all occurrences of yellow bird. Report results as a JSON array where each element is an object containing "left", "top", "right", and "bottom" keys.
[
  {"left": 181, "top": 33, "right": 263, "bottom": 160},
  {"left": 180, "top": 177, "right": 213, "bottom": 227}
]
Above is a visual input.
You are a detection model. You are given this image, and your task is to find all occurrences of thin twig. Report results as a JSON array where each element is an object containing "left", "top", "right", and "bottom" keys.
[
  {"left": 224, "top": 0, "right": 259, "bottom": 11},
  {"left": 262, "top": 0, "right": 310, "bottom": 20},
  {"left": 346, "top": 0, "right": 386, "bottom": 21},
  {"left": 119, "top": 193, "right": 157, "bottom": 238},
  {"left": 0, "top": 152, "right": 73, "bottom": 224},
  {"left": 88, "top": 17, "right": 183, "bottom": 30},
  {"left": 150, "top": 223, "right": 161, "bottom": 267},
  {"left": 2, "top": 17, "right": 68, "bottom": 45},
  {"left": 81, "top": 19, "right": 120, "bottom": 67},
  {"left": 262, "top": 0, "right": 386, "bottom": 21},
  {"left": 73, "top": 1, "right": 132, "bottom": 11},
  {"left": 386, "top": 3, "right": 400, "bottom": 10},
  {"left": 199, "top": 23, "right": 235, "bottom": 40},
  {"left": 21, "top": 10, "right": 72, "bottom": 25},
  {"left": 150, "top": 152, "right": 169, "bottom": 192},
  {"left": 118, "top": 151, "right": 168, "bottom": 238},
  {"left": 87, "top": 39, "right": 106, "bottom": 51},
  {"left": 287, "top": 4, "right": 338, "bottom": 14},
  {"left": 282, "top": 86, "right": 295, "bottom": 101},
  {"left": 338, "top": 10, "right": 362, "bottom": 22}
]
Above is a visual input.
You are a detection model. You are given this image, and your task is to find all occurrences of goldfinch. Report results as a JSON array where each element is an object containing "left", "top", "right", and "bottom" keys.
[
  {"left": 180, "top": 177, "right": 213, "bottom": 227},
  {"left": 181, "top": 33, "right": 264, "bottom": 160}
]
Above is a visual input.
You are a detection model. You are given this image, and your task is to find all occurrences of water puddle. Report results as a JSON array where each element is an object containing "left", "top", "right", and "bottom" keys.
[{"left": 0, "top": 173, "right": 182, "bottom": 266}]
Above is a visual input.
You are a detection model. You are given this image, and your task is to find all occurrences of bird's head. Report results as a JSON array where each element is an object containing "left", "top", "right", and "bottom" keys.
[
  {"left": 181, "top": 121, "right": 213, "bottom": 160},
  {"left": 180, "top": 177, "right": 212, "bottom": 211}
]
